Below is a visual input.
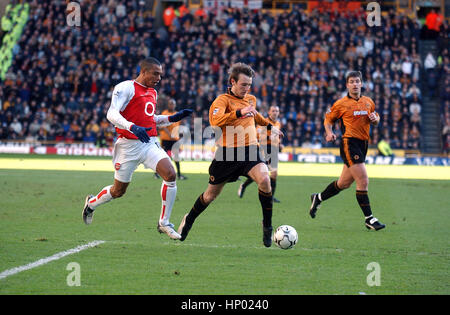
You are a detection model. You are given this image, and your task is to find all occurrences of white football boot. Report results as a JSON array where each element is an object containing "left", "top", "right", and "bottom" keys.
[
  {"left": 82, "top": 195, "right": 95, "bottom": 225},
  {"left": 157, "top": 222, "right": 181, "bottom": 240}
]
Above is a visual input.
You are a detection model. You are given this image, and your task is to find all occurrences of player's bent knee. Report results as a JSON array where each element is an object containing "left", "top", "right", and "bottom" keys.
[
  {"left": 257, "top": 176, "right": 271, "bottom": 193},
  {"left": 158, "top": 167, "right": 176, "bottom": 182},
  {"left": 164, "top": 171, "right": 177, "bottom": 182},
  {"left": 357, "top": 177, "right": 369, "bottom": 190},
  {"left": 202, "top": 191, "right": 216, "bottom": 204}
]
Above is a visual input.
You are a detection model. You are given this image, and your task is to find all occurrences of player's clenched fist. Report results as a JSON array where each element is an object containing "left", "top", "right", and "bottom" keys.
[
  {"left": 368, "top": 112, "right": 380, "bottom": 125},
  {"left": 239, "top": 105, "right": 257, "bottom": 117},
  {"left": 325, "top": 132, "right": 337, "bottom": 142}
]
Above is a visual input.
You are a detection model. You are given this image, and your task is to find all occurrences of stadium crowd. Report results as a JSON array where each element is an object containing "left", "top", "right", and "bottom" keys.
[
  {"left": 0, "top": 0, "right": 449, "bottom": 153},
  {"left": 436, "top": 21, "right": 450, "bottom": 154}
]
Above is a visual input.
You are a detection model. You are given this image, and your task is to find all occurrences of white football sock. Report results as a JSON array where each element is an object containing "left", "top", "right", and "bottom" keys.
[
  {"left": 88, "top": 185, "right": 113, "bottom": 209},
  {"left": 159, "top": 181, "right": 177, "bottom": 226}
]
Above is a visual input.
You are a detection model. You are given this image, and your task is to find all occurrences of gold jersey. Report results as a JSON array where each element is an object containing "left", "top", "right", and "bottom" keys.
[{"left": 209, "top": 92, "right": 270, "bottom": 147}]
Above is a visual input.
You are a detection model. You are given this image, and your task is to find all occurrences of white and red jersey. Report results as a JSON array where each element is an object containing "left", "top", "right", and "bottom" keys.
[{"left": 107, "top": 80, "right": 171, "bottom": 140}]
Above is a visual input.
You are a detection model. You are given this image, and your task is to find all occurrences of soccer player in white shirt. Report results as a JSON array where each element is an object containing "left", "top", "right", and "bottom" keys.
[{"left": 82, "top": 58, "right": 193, "bottom": 240}]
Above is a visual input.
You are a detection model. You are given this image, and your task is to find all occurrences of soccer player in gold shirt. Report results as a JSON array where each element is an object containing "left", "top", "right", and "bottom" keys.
[
  {"left": 309, "top": 71, "right": 385, "bottom": 231},
  {"left": 178, "top": 63, "right": 283, "bottom": 247}
]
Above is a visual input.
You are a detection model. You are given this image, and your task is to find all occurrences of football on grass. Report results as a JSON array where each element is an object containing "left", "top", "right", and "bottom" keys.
[{"left": 273, "top": 225, "right": 298, "bottom": 249}]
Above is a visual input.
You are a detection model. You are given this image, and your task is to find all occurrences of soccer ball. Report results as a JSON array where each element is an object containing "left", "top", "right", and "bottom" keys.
[{"left": 272, "top": 225, "right": 298, "bottom": 250}]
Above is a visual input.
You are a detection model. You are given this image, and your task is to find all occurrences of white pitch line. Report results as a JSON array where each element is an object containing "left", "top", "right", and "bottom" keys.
[{"left": 0, "top": 240, "right": 105, "bottom": 280}]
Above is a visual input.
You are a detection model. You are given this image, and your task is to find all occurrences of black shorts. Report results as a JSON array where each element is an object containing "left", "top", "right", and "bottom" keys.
[
  {"left": 340, "top": 137, "right": 368, "bottom": 167},
  {"left": 208, "top": 145, "right": 264, "bottom": 185},
  {"left": 161, "top": 140, "right": 177, "bottom": 152}
]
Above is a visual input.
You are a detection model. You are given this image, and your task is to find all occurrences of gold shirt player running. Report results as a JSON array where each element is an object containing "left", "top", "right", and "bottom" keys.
[
  {"left": 177, "top": 63, "right": 283, "bottom": 247},
  {"left": 309, "top": 71, "right": 385, "bottom": 231}
]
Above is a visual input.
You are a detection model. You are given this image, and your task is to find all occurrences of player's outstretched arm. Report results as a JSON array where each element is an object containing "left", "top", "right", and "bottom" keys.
[
  {"left": 154, "top": 109, "right": 193, "bottom": 127},
  {"left": 168, "top": 109, "right": 193, "bottom": 122}
]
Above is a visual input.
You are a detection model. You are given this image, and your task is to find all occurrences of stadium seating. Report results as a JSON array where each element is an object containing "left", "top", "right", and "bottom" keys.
[{"left": 0, "top": 0, "right": 448, "bottom": 153}]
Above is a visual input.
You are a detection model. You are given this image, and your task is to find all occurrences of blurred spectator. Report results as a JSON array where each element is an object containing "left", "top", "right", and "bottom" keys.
[
  {"left": 9, "top": 118, "right": 22, "bottom": 135},
  {"left": 424, "top": 52, "right": 437, "bottom": 70},
  {"left": 378, "top": 138, "right": 394, "bottom": 157},
  {"left": 424, "top": 52, "right": 438, "bottom": 97},
  {"left": 422, "top": 8, "right": 444, "bottom": 39},
  {"left": 163, "top": 5, "right": 175, "bottom": 28}
]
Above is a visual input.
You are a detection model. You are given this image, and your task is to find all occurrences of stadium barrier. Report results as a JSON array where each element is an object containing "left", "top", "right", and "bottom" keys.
[{"left": 0, "top": 142, "right": 448, "bottom": 166}]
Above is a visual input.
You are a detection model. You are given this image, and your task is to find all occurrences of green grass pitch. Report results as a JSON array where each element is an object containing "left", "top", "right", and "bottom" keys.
[{"left": 0, "top": 162, "right": 449, "bottom": 295}]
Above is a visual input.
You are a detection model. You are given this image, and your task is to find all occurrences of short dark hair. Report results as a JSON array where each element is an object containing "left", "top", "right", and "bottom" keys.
[
  {"left": 228, "top": 62, "right": 255, "bottom": 85},
  {"left": 139, "top": 57, "right": 161, "bottom": 72},
  {"left": 346, "top": 71, "right": 363, "bottom": 83},
  {"left": 269, "top": 105, "right": 279, "bottom": 111}
]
